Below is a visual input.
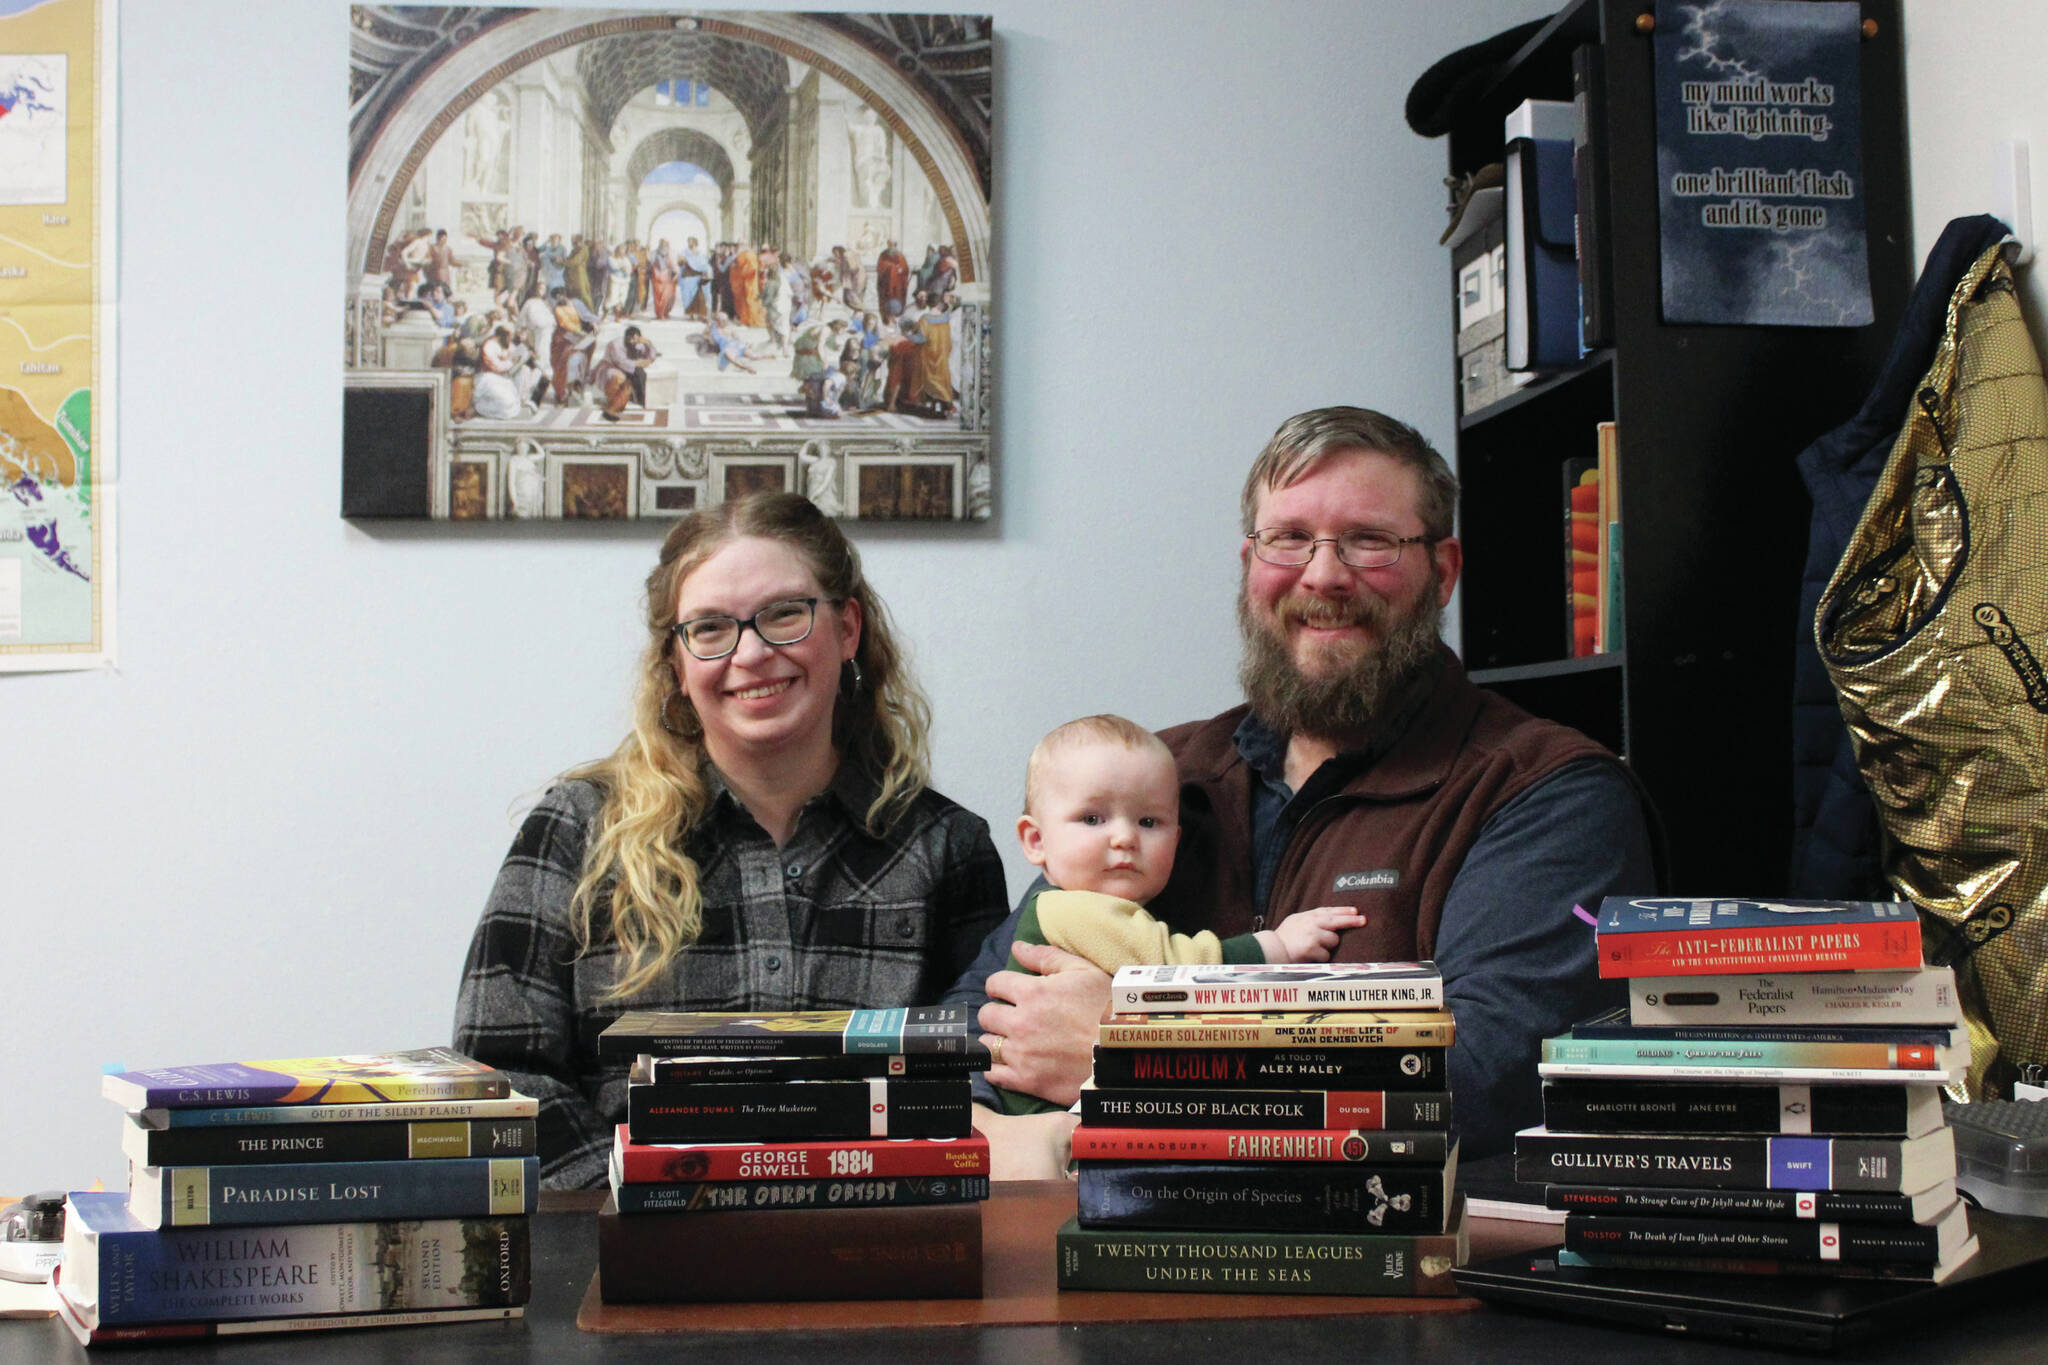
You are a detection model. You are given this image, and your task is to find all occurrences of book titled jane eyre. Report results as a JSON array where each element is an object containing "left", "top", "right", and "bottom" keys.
[{"left": 102, "top": 1049, "right": 509, "bottom": 1110}]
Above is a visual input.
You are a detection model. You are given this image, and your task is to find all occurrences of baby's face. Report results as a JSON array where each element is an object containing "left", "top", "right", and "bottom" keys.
[{"left": 1021, "top": 742, "right": 1180, "bottom": 903}]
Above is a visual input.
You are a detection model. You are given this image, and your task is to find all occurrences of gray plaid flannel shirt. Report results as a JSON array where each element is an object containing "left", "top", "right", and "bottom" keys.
[{"left": 454, "top": 768, "right": 1007, "bottom": 1188}]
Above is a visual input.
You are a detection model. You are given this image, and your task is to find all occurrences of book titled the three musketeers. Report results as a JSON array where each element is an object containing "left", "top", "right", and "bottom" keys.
[
  {"left": 102, "top": 1049, "right": 512, "bottom": 1111},
  {"left": 627, "top": 1076, "right": 971, "bottom": 1142},
  {"left": 1110, "top": 963, "right": 1444, "bottom": 1014},
  {"left": 598, "top": 1007, "right": 987, "bottom": 1061},
  {"left": 1594, "top": 898, "right": 1923, "bottom": 978}
]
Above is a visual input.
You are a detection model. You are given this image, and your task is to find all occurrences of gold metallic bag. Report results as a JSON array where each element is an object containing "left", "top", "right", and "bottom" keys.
[{"left": 1817, "top": 243, "right": 2048, "bottom": 1099}]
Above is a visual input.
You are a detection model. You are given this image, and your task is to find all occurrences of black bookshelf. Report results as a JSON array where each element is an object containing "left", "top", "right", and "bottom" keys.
[{"left": 1443, "top": 0, "right": 1909, "bottom": 894}]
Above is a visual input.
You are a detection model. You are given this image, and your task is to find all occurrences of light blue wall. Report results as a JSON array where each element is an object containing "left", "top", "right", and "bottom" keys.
[{"left": 7, "top": 0, "right": 1548, "bottom": 1187}]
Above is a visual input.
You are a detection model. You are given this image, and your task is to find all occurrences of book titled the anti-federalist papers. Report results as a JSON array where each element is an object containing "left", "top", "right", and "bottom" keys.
[
  {"left": 1110, "top": 963, "right": 1443, "bottom": 1014},
  {"left": 60, "top": 1192, "right": 529, "bottom": 1327},
  {"left": 598, "top": 1007, "right": 986, "bottom": 1061},
  {"left": 102, "top": 1049, "right": 510, "bottom": 1110},
  {"left": 1594, "top": 898, "right": 1922, "bottom": 978}
]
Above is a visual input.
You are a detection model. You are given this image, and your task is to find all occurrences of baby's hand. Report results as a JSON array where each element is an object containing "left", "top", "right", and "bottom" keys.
[{"left": 1261, "top": 906, "right": 1367, "bottom": 963}]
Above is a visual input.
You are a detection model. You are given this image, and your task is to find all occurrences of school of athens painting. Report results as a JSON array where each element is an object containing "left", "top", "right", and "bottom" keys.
[{"left": 345, "top": 9, "right": 992, "bottom": 521}]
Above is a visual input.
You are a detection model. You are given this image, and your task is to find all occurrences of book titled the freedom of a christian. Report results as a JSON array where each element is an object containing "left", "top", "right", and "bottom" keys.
[
  {"left": 1110, "top": 963, "right": 1443, "bottom": 1014},
  {"left": 597, "top": 1007, "right": 987, "bottom": 1061},
  {"left": 1594, "top": 898, "right": 1922, "bottom": 978},
  {"left": 102, "top": 1049, "right": 510, "bottom": 1111}
]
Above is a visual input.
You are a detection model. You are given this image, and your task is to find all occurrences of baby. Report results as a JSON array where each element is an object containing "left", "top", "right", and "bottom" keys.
[{"left": 992, "top": 714, "right": 1362, "bottom": 1113}]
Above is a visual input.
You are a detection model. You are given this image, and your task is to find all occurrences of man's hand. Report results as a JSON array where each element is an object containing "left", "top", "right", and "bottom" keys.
[{"left": 977, "top": 942, "right": 1110, "bottom": 1108}]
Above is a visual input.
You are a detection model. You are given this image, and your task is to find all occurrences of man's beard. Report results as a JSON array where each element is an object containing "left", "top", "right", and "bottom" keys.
[{"left": 1237, "top": 574, "right": 1444, "bottom": 740}]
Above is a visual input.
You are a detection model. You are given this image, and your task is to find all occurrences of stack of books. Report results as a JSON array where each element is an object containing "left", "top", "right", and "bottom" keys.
[
  {"left": 593, "top": 1006, "right": 991, "bottom": 1302},
  {"left": 58, "top": 1048, "right": 537, "bottom": 1345},
  {"left": 1057, "top": 962, "right": 1468, "bottom": 1295},
  {"left": 1519, "top": 897, "right": 1977, "bottom": 1282}
]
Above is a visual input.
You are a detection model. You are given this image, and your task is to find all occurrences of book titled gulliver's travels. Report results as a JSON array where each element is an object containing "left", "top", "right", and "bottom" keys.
[
  {"left": 598, "top": 1007, "right": 987, "bottom": 1061},
  {"left": 1056, "top": 1205, "right": 1468, "bottom": 1295},
  {"left": 62, "top": 1192, "right": 530, "bottom": 1327},
  {"left": 103, "top": 1049, "right": 510, "bottom": 1110},
  {"left": 1515, "top": 1126, "right": 1956, "bottom": 1193},
  {"left": 1110, "top": 963, "right": 1443, "bottom": 1014}
]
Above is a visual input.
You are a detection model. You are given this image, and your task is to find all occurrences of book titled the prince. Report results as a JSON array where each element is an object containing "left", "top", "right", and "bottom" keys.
[{"left": 103, "top": 1049, "right": 509, "bottom": 1110}]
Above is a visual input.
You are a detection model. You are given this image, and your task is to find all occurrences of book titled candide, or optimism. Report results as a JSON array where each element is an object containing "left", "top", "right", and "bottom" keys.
[
  {"left": 102, "top": 1049, "right": 511, "bottom": 1111},
  {"left": 1110, "top": 963, "right": 1443, "bottom": 1014}
]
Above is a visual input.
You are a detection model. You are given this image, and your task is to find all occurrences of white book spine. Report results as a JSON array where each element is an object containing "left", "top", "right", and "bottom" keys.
[{"left": 1629, "top": 967, "right": 1960, "bottom": 1027}]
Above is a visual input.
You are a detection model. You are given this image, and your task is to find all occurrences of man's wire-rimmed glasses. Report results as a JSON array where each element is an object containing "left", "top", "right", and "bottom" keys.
[
  {"left": 1247, "top": 528, "right": 1434, "bottom": 569},
  {"left": 672, "top": 596, "right": 824, "bottom": 660}
]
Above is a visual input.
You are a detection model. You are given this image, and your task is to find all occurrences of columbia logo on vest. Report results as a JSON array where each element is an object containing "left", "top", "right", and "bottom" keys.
[{"left": 1334, "top": 870, "right": 1399, "bottom": 892}]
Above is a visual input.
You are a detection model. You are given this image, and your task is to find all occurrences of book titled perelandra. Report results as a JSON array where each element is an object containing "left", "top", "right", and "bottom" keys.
[
  {"left": 598, "top": 1007, "right": 986, "bottom": 1061},
  {"left": 1110, "top": 963, "right": 1443, "bottom": 1014},
  {"left": 103, "top": 1049, "right": 509, "bottom": 1110}
]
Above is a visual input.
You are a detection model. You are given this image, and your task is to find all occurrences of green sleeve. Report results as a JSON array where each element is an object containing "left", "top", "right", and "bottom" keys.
[
  {"left": 1003, "top": 888, "right": 1047, "bottom": 976},
  {"left": 1219, "top": 932, "right": 1267, "bottom": 965}
]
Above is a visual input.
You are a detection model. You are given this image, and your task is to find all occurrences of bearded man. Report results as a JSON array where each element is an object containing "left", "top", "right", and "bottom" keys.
[{"left": 945, "top": 406, "right": 1656, "bottom": 1171}]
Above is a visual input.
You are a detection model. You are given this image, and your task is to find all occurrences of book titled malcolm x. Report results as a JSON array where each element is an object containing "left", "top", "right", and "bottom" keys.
[
  {"left": 102, "top": 1048, "right": 509, "bottom": 1111},
  {"left": 598, "top": 1007, "right": 987, "bottom": 1061},
  {"left": 1110, "top": 963, "right": 1443, "bottom": 1014},
  {"left": 1594, "top": 898, "right": 1923, "bottom": 978}
]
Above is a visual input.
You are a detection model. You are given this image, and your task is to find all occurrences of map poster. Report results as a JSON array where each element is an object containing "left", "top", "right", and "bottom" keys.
[
  {"left": 1653, "top": 0, "right": 1872, "bottom": 327},
  {"left": 0, "top": 0, "right": 112, "bottom": 670}
]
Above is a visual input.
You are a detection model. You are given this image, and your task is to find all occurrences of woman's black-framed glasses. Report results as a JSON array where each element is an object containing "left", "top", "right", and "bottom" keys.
[
  {"left": 1247, "top": 528, "right": 1434, "bottom": 569},
  {"left": 672, "top": 597, "right": 823, "bottom": 660}
]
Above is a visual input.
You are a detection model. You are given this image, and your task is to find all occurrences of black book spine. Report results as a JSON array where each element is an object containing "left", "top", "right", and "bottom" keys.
[
  {"left": 135, "top": 1118, "right": 538, "bottom": 1167},
  {"left": 1543, "top": 1182, "right": 1930, "bottom": 1224},
  {"left": 1090, "top": 1046, "right": 1445, "bottom": 1090},
  {"left": 1077, "top": 1161, "right": 1450, "bottom": 1234},
  {"left": 1081, "top": 1086, "right": 1447, "bottom": 1130},
  {"left": 1572, "top": 42, "right": 1613, "bottom": 348},
  {"left": 1565, "top": 1212, "right": 1943, "bottom": 1264},
  {"left": 612, "top": 1174, "right": 989, "bottom": 1213},
  {"left": 627, "top": 1077, "right": 971, "bottom": 1143},
  {"left": 1540, "top": 1078, "right": 1913, "bottom": 1136},
  {"left": 647, "top": 1053, "right": 971, "bottom": 1083}
]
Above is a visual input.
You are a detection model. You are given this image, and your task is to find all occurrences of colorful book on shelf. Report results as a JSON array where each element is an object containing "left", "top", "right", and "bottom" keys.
[
  {"left": 610, "top": 1126, "right": 990, "bottom": 1183},
  {"left": 1109, "top": 962, "right": 1442, "bottom": 1014},
  {"left": 1096, "top": 1011, "right": 1454, "bottom": 1048},
  {"left": 132, "top": 1093, "right": 538, "bottom": 1129},
  {"left": 102, "top": 1049, "right": 509, "bottom": 1110},
  {"left": 597, "top": 1007, "right": 986, "bottom": 1061},
  {"left": 61, "top": 1192, "right": 530, "bottom": 1327},
  {"left": 626, "top": 1075, "right": 970, "bottom": 1143},
  {"left": 1594, "top": 897, "right": 1923, "bottom": 977},
  {"left": 129, "top": 1155, "right": 537, "bottom": 1229},
  {"left": 1627, "top": 966, "right": 1960, "bottom": 1028},
  {"left": 1566, "top": 456, "right": 1599, "bottom": 657},
  {"left": 123, "top": 1114, "right": 538, "bottom": 1169},
  {"left": 1077, "top": 1153, "right": 1458, "bottom": 1234},
  {"left": 1595, "top": 419, "right": 1618, "bottom": 651},
  {"left": 1080, "top": 1086, "right": 1447, "bottom": 1131},
  {"left": 1565, "top": 1005, "right": 1960, "bottom": 1048},
  {"left": 1544, "top": 1181, "right": 1958, "bottom": 1226},
  {"left": 1515, "top": 1126, "right": 1957, "bottom": 1194},
  {"left": 1072, "top": 1126, "right": 1450, "bottom": 1163},
  {"left": 1091, "top": 1044, "right": 1451, "bottom": 1090},
  {"left": 1056, "top": 1205, "right": 1467, "bottom": 1296},
  {"left": 1539, "top": 1077, "right": 1947, "bottom": 1139},
  {"left": 595, "top": 1196, "right": 983, "bottom": 1302}
]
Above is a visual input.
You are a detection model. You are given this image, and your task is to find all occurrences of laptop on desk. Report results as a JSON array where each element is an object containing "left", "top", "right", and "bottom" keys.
[{"left": 1454, "top": 1206, "right": 2048, "bottom": 1352}]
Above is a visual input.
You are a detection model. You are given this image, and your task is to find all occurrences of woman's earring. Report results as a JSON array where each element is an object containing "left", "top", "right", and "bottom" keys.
[
  {"left": 661, "top": 687, "right": 700, "bottom": 738},
  {"left": 842, "top": 658, "right": 866, "bottom": 696}
]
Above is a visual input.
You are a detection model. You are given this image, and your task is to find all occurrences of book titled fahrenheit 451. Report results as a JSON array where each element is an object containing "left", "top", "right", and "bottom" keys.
[
  {"left": 102, "top": 1049, "right": 510, "bottom": 1111},
  {"left": 597, "top": 1007, "right": 988, "bottom": 1061},
  {"left": 1594, "top": 899, "right": 1923, "bottom": 978},
  {"left": 1110, "top": 963, "right": 1444, "bottom": 1014}
]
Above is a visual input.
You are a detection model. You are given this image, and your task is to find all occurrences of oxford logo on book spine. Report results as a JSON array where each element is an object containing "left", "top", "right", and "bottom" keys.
[{"left": 1334, "top": 870, "right": 1399, "bottom": 892}]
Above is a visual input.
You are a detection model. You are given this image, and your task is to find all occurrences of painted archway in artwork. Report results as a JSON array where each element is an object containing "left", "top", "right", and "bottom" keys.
[{"left": 348, "top": 11, "right": 988, "bottom": 289}]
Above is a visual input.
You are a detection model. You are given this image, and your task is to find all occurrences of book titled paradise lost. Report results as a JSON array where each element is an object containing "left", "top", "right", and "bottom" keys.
[
  {"left": 102, "top": 1049, "right": 510, "bottom": 1110},
  {"left": 1594, "top": 898, "right": 1923, "bottom": 977},
  {"left": 1110, "top": 963, "right": 1443, "bottom": 1014},
  {"left": 598, "top": 1007, "right": 986, "bottom": 1061}
]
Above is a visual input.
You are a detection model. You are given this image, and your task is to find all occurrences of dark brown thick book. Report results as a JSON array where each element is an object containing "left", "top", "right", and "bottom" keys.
[{"left": 595, "top": 1195, "right": 983, "bottom": 1302}]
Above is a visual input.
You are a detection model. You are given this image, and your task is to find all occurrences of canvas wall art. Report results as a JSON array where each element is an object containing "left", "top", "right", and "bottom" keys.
[{"left": 345, "top": 8, "right": 992, "bottom": 520}]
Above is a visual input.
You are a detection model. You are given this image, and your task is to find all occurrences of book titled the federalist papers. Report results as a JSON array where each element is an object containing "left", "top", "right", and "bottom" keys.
[{"left": 1110, "top": 963, "right": 1443, "bottom": 1015}]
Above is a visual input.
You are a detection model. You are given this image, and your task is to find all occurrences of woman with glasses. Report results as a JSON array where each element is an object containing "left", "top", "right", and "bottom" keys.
[{"left": 455, "top": 492, "right": 1008, "bottom": 1188}]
